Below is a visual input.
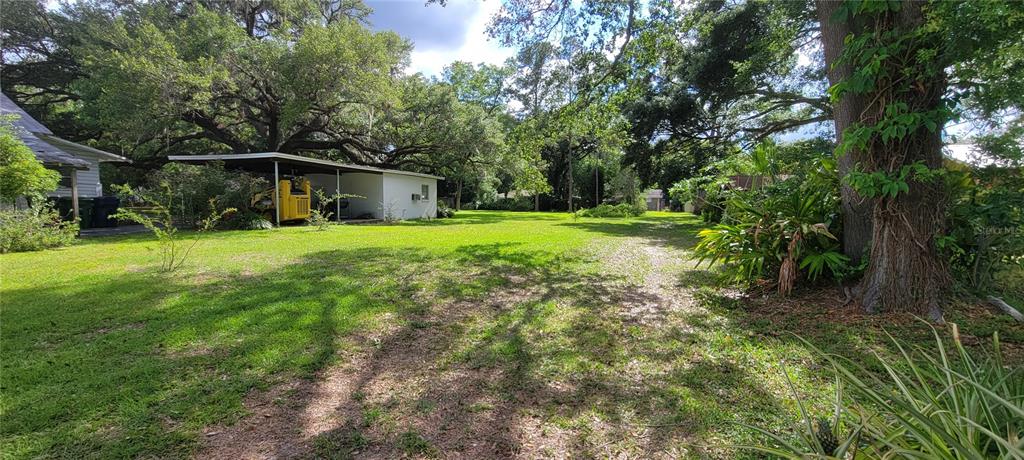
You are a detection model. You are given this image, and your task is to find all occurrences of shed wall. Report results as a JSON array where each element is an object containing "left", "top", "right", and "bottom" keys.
[{"left": 382, "top": 173, "right": 437, "bottom": 220}]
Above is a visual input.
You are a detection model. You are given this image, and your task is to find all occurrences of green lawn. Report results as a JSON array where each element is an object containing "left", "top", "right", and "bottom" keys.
[{"left": 1, "top": 211, "right": 1021, "bottom": 459}]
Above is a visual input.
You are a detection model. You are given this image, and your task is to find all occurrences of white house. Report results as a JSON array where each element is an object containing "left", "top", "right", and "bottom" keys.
[
  {"left": 1, "top": 93, "right": 129, "bottom": 219},
  {"left": 169, "top": 152, "right": 442, "bottom": 223}
]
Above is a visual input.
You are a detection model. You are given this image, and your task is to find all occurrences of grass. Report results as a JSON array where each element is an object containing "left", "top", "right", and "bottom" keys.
[{"left": 1, "top": 210, "right": 1021, "bottom": 458}]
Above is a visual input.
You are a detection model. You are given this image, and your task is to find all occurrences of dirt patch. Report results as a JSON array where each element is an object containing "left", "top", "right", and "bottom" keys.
[{"left": 196, "top": 239, "right": 701, "bottom": 459}]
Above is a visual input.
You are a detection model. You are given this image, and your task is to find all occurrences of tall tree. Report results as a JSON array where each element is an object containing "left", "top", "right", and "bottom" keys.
[
  {"left": 1, "top": 0, "right": 472, "bottom": 169},
  {"left": 816, "top": 0, "right": 872, "bottom": 263},
  {"left": 824, "top": 1, "right": 1024, "bottom": 316}
]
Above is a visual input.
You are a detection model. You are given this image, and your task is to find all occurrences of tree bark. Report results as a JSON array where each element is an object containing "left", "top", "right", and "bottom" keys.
[
  {"left": 455, "top": 180, "right": 463, "bottom": 211},
  {"left": 816, "top": 0, "right": 873, "bottom": 264},
  {"left": 567, "top": 141, "right": 574, "bottom": 212},
  {"left": 849, "top": 1, "right": 951, "bottom": 319}
]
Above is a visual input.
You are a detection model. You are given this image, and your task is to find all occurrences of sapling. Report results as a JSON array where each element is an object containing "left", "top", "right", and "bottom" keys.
[
  {"left": 307, "top": 189, "right": 363, "bottom": 231},
  {"left": 112, "top": 183, "right": 234, "bottom": 272}
]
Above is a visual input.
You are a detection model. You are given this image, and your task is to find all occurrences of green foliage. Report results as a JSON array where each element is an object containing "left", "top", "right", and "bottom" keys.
[
  {"left": 0, "top": 122, "right": 60, "bottom": 203},
  {"left": 575, "top": 203, "right": 645, "bottom": 218},
  {"left": 477, "top": 196, "right": 533, "bottom": 212},
  {"left": 844, "top": 161, "right": 943, "bottom": 199},
  {"left": 0, "top": 204, "right": 78, "bottom": 253},
  {"left": 112, "top": 183, "right": 233, "bottom": 272},
  {"left": 942, "top": 165, "right": 1024, "bottom": 292},
  {"left": 307, "top": 189, "right": 363, "bottom": 231},
  {"left": 747, "top": 325, "right": 1024, "bottom": 459},
  {"left": 73, "top": 3, "right": 412, "bottom": 162},
  {"left": 436, "top": 201, "right": 456, "bottom": 219},
  {"left": 232, "top": 210, "right": 273, "bottom": 231},
  {"left": 140, "top": 162, "right": 266, "bottom": 229},
  {"left": 693, "top": 148, "right": 848, "bottom": 294}
]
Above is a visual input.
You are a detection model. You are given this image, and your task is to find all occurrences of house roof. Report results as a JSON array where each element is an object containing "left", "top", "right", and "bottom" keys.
[
  {"left": 1, "top": 93, "right": 129, "bottom": 167},
  {"left": 168, "top": 152, "right": 444, "bottom": 180},
  {"left": 0, "top": 92, "right": 52, "bottom": 134}
]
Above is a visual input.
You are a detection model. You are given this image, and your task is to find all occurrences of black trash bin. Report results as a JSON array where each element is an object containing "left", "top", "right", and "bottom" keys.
[
  {"left": 48, "top": 197, "right": 96, "bottom": 229},
  {"left": 91, "top": 196, "right": 120, "bottom": 228}
]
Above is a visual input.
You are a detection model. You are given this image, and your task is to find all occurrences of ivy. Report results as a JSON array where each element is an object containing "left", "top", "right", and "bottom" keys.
[{"left": 844, "top": 161, "right": 944, "bottom": 199}]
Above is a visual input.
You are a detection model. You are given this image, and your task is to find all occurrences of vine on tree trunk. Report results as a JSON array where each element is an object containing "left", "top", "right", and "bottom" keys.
[{"left": 830, "top": 1, "right": 953, "bottom": 319}]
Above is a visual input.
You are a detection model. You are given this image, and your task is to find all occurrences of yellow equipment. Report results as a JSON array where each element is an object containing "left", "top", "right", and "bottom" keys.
[{"left": 252, "top": 178, "right": 311, "bottom": 222}]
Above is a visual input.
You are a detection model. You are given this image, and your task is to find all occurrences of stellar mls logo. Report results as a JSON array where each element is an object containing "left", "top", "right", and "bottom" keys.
[{"left": 979, "top": 227, "right": 1022, "bottom": 236}]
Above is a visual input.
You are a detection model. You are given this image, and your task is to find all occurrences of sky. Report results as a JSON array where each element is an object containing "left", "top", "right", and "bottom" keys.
[{"left": 365, "top": 0, "right": 515, "bottom": 77}]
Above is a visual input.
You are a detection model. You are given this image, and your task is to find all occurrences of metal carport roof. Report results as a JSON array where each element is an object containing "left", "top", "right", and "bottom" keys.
[{"left": 167, "top": 152, "right": 444, "bottom": 180}]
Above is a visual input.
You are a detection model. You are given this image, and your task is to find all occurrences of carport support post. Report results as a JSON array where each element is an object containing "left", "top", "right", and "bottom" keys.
[
  {"left": 70, "top": 168, "right": 80, "bottom": 222},
  {"left": 335, "top": 169, "right": 341, "bottom": 222},
  {"left": 273, "top": 161, "right": 280, "bottom": 227}
]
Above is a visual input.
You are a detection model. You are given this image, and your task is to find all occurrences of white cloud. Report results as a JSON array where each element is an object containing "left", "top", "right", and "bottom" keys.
[{"left": 404, "top": 0, "right": 515, "bottom": 77}]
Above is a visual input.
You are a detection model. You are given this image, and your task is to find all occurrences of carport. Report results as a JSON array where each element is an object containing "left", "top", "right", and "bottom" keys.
[{"left": 167, "top": 152, "right": 442, "bottom": 224}]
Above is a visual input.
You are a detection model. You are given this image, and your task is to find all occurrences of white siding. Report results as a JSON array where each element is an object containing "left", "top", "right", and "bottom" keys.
[
  {"left": 50, "top": 154, "right": 103, "bottom": 198},
  {"left": 305, "top": 172, "right": 384, "bottom": 219},
  {"left": 382, "top": 173, "right": 437, "bottom": 220}
]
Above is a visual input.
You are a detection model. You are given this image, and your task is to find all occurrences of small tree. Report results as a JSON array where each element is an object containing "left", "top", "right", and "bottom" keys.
[
  {"left": 112, "top": 183, "right": 233, "bottom": 272},
  {"left": 0, "top": 121, "right": 60, "bottom": 204},
  {"left": 307, "top": 189, "right": 363, "bottom": 231}
]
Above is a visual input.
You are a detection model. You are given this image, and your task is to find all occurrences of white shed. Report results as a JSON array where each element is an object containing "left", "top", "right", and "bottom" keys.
[{"left": 168, "top": 152, "right": 442, "bottom": 223}]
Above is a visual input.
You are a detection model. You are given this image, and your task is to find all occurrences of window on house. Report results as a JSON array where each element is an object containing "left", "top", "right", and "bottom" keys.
[{"left": 421, "top": 184, "right": 429, "bottom": 200}]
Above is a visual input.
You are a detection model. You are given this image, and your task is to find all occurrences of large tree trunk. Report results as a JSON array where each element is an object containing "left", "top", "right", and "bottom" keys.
[
  {"left": 845, "top": 1, "right": 950, "bottom": 319},
  {"left": 455, "top": 180, "right": 463, "bottom": 211},
  {"left": 816, "top": 0, "right": 873, "bottom": 264},
  {"left": 567, "top": 143, "right": 574, "bottom": 212}
]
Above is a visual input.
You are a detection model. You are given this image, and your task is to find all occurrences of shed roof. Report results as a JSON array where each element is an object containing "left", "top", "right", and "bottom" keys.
[{"left": 168, "top": 152, "right": 444, "bottom": 180}]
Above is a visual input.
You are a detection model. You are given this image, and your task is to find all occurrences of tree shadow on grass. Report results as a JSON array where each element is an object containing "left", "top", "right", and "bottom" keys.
[
  {"left": 559, "top": 214, "right": 705, "bottom": 251},
  {"left": 4, "top": 235, "right": 792, "bottom": 459},
  {"left": 404, "top": 210, "right": 572, "bottom": 227},
  {"left": 0, "top": 247, "right": 442, "bottom": 459},
  {"left": 277, "top": 242, "right": 789, "bottom": 458}
]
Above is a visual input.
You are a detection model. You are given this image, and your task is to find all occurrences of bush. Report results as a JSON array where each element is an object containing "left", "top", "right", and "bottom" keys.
[
  {"left": 575, "top": 203, "right": 646, "bottom": 218},
  {"left": 747, "top": 325, "right": 1023, "bottom": 459},
  {"left": 942, "top": 165, "right": 1024, "bottom": 292},
  {"left": 229, "top": 210, "right": 273, "bottom": 230},
  {"left": 1, "top": 122, "right": 60, "bottom": 203},
  {"left": 437, "top": 201, "right": 456, "bottom": 218},
  {"left": 137, "top": 162, "right": 267, "bottom": 229},
  {"left": 0, "top": 205, "right": 78, "bottom": 253},
  {"left": 113, "top": 183, "right": 233, "bottom": 272},
  {"left": 694, "top": 157, "right": 850, "bottom": 294},
  {"left": 477, "top": 196, "right": 533, "bottom": 211}
]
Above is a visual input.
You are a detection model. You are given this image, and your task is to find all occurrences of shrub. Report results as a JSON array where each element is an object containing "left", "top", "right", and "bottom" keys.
[
  {"left": 575, "top": 203, "right": 646, "bottom": 218},
  {"left": 0, "top": 121, "right": 60, "bottom": 203},
  {"left": 113, "top": 183, "right": 233, "bottom": 272},
  {"left": 0, "top": 205, "right": 78, "bottom": 253},
  {"left": 942, "top": 165, "right": 1024, "bottom": 292},
  {"left": 746, "top": 325, "right": 1024, "bottom": 459},
  {"left": 477, "top": 196, "right": 533, "bottom": 211},
  {"left": 142, "top": 162, "right": 267, "bottom": 228},
  {"left": 306, "top": 189, "right": 362, "bottom": 230},
  {"left": 437, "top": 201, "right": 456, "bottom": 218},
  {"left": 694, "top": 158, "right": 849, "bottom": 294},
  {"left": 230, "top": 210, "right": 273, "bottom": 230}
]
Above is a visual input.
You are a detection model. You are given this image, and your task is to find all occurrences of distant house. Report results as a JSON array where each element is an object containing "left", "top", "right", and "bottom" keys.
[
  {"left": 644, "top": 189, "right": 665, "bottom": 211},
  {"left": 1, "top": 93, "right": 128, "bottom": 220}
]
